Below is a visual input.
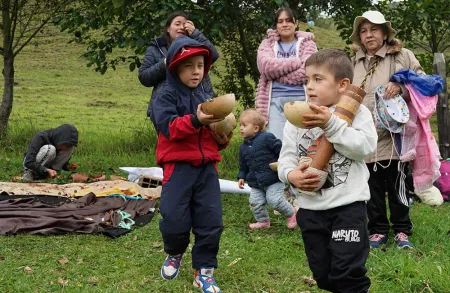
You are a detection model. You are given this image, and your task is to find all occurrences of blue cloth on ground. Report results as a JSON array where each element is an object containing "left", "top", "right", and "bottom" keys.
[{"left": 389, "top": 69, "right": 444, "bottom": 96}]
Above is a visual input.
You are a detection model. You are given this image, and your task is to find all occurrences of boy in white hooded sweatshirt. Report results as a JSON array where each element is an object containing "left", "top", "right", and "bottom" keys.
[{"left": 278, "top": 49, "right": 377, "bottom": 293}]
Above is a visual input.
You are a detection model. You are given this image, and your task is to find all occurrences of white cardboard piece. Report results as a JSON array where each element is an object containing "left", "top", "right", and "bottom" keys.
[{"left": 119, "top": 167, "right": 251, "bottom": 195}]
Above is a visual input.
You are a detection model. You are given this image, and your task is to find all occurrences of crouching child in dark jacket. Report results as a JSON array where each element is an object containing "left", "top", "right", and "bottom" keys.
[
  {"left": 22, "top": 124, "right": 78, "bottom": 182},
  {"left": 237, "top": 109, "right": 297, "bottom": 230},
  {"left": 152, "top": 35, "right": 230, "bottom": 293}
]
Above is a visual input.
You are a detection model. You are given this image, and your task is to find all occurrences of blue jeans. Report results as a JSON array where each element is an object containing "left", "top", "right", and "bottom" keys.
[
  {"left": 249, "top": 182, "right": 294, "bottom": 222},
  {"left": 267, "top": 95, "right": 306, "bottom": 141}
]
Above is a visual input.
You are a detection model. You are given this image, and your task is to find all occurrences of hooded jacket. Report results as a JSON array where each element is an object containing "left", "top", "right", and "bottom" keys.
[
  {"left": 152, "top": 36, "right": 225, "bottom": 166},
  {"left": 351, "top": 39, "right": 423, "bottom": 163},
  {"left": 23, "top": 124, "right": 78, "bottom": 177},
  {"left": 138, "top": 29, "right": 219, "bottom": 128},
  {"left": 255, "top": 29, "right": 317, "bottom": 121},
  {"left": 237, "top": 132, "right": 282, "bottom": 189}
]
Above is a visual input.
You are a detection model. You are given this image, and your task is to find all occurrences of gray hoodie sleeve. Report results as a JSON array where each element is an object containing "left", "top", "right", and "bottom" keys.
[{"left": 138, "top": 45, "right": 166, "bottom": 87}]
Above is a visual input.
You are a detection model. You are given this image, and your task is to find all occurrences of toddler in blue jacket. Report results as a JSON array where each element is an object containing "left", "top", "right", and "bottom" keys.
[{"left": 237, "top": 109, "right": 296, "bottom": 229}]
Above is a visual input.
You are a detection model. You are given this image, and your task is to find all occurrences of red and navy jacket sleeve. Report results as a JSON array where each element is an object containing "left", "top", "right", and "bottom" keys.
[{"left": 153, "top": 91, "right": 203, "bottom": 140}]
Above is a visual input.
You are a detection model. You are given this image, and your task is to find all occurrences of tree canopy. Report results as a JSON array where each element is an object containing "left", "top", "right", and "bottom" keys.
[{"left": 56, "top": 0, "right": 337, "bottom": 107}]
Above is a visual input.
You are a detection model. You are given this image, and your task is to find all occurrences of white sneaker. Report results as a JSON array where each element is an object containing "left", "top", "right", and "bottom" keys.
[{"left": 193, "top": 268, "right": 222, "bottom": 293}]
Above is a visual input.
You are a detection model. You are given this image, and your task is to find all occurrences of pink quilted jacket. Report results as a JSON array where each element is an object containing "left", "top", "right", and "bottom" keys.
[{"left": 255, "top": 29, "right": 317, "bottom": 120}]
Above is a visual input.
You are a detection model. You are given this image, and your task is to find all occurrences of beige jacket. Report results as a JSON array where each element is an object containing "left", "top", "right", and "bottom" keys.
[{"left": 351, "top": 39, "right": 423, "bottom": 163}]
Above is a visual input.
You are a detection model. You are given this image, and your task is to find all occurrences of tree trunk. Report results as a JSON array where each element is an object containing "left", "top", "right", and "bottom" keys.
[
  {"left": 236, "top": 20, "right": 259, "bottom": 84},
  {"left": 433, "top": 53, "right": 449, "bottom": 159},
  {"left": 1, "top": 0, "right": 14, "bottom": 139},
  {"left": 0, "top": 55, "right": 14, "bottom": 138}
]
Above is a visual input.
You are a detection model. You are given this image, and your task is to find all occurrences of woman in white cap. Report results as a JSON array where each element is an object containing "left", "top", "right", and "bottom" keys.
[{"left": 350, "top": 11, "right": 423, "bottom": 250}]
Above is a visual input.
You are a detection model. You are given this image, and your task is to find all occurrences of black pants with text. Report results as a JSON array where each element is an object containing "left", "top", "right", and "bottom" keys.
[
  {"left": 297, "top": 201, "right": 370, "bottom": 293},
  {"left": 366, "top": 160, "right": 412, "bottom": 235}
]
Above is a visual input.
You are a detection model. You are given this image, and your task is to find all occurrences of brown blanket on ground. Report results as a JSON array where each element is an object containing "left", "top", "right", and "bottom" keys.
[{"left": 0, "top": 193, "right": 155, "bottom": 235}]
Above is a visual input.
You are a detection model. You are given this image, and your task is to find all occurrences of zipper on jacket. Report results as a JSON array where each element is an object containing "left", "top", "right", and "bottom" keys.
[{"left": 154, "top": 37, "right": 166, "bottom": 57}]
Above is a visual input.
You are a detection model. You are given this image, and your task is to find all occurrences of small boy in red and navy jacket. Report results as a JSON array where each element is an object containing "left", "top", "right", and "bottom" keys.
[{"left": 152, "top": 35, "right": 230, "bottom": 293}]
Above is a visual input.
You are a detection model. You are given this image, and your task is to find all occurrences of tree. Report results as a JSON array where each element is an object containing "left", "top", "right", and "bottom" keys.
[
  {"left": 391, "top": 0, "right": 449, "bottom": 54},
  {"left": 56, "top": 0, "right": 333, "bottom": 108},
  {"left": 0, "top": 0, "right": 77, "bottom": 138},
  {"left": 390, "top": 0, "right": 450, "bottom": 76}
]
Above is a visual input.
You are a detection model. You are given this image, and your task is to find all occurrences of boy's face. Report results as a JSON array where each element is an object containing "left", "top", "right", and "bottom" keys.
[
  {"left": 176, "top": 55, "right": 205, "bottom": 88},
  {"left": 239, "top": 115, "right": 259, "bottom": 139},
  {"left": 305, "top": 64, "right": 348, "bottom": 107}
]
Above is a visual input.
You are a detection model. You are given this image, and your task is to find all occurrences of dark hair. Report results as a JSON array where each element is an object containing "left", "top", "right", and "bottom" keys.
[
  {"left": 274, "top": 7, "right": 296, "bottom": 27},
  {"left": 163, "top": 11, "right": 189, "bottom": 45},
  {"left": 239, "top": 109, "right": 266, "bottom": 132},
  {"left": 305, "top": 49, "right": 354, "bottom": 82}
]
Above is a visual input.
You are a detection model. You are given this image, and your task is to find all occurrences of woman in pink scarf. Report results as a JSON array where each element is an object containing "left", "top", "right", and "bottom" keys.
[{"left": 255, "top": 7, "right": 317, "bottom": 140}]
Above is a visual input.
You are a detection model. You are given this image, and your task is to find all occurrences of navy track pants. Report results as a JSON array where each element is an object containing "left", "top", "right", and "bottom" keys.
[{"left": 159, "top": 162, "right": 223, "bottom": 269}]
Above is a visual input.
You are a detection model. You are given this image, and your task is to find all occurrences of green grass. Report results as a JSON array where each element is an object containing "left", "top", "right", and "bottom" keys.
[{"left": 0, "top": 25, "right": 450, "bottom": 292}]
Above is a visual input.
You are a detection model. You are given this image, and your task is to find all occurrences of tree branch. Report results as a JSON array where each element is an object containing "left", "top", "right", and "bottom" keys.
[
  {"left": 441, "top": 43, "right": 450, "bottom": 52},
  {"left": 435, "top": 27, "right": 449, "bottom": 50},
  {"left": 9, "top": 0, "right": 19, "bottom": 52},
  {"left": 410, "top": 37, "right": 432, "bottom": 53},
  {"left": 14, "top": 0, "right": 75, "bottom": 57},
  {"left": 12, "top": 3, "right": 35, "bottom": 51}
]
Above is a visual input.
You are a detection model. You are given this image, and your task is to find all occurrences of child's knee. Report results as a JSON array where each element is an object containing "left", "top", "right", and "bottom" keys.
[
  {"left": 36, "top": 145, "right": 56, "bottom": 164},
  {"left": 267, "top": 195, "right": 286, "bottom": 210},
  {"left": 249, "top": 194, "right": 265, "bottom": 207}
]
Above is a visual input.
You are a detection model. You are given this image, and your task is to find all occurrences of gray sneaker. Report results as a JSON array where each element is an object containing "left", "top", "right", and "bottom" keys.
[{"left": 22, "top": 169, "right": 35, "bottom": 182}]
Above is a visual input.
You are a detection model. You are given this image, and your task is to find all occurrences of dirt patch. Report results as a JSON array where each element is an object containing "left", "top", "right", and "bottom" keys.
[{"left": 87, "top": 100, "right": 117, "bottom": 108}]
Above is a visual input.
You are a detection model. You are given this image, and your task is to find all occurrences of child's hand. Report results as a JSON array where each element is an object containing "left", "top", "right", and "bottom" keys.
[
  {"left": 287, "top": 163, "right": 321, "bottom": 191},
  {"left": 238, "top": 179, "right": 245, "bottom": 189},
  {"left": 197, "top": 104, "right": 223, "bottom": 125},
  {"left": 47, "top": 168, "right": 57, "bottom": 179},
  {"left": 302, "top": 103, "right": 332, "bottom": 129},
  {"left": 67, "top": 162, "right": 78, "bottom": 171},
  {"left": 211, "top": 130, "right": 231, "bottom": 145}
]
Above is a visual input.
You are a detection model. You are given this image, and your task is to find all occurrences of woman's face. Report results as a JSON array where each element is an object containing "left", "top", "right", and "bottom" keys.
[
  {"left": 276, "top": 11, "right": 296, "bottom": 40},
  {"left": 359, "top": 20, "right": 386, "bottom": 55},
  {"left": 167, "top": 16, "right": 187, "bottom": 41}
]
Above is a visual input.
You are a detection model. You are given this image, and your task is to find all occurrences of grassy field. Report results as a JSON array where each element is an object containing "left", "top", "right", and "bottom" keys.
[{"left": 0, "top": 25, "right": 449, "bottom": 292}]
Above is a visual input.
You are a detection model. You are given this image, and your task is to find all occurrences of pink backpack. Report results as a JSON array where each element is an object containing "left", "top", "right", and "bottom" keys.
[{"left": 437, "top": 159, "right": 450, "bottom": 201}]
